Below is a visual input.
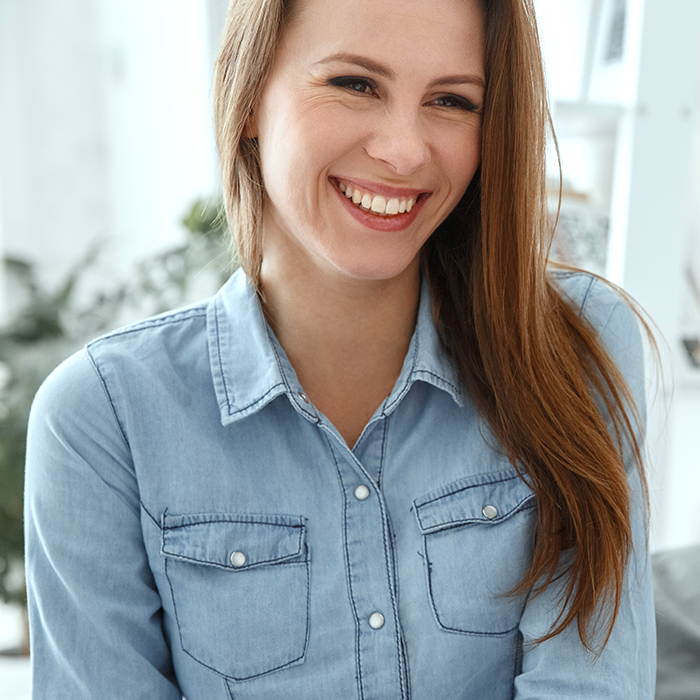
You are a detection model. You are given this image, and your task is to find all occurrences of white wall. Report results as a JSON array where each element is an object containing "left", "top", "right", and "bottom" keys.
[
  {"left": 0, "top": 0, "right": 220, "bottom": 298},
  {"left": 534, "top": 0, "right": 594, "bottom": 101},
  {"left": 94, "top": 0, "right": 219, "bottom": 266},
  {"left": 0, "top": 0, "right": 111, "bottom": 289},
  {"left": 537, "top": 0, "right": 700, "bottom": 551}
]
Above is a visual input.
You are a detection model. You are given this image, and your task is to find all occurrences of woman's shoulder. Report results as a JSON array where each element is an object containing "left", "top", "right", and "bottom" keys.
[
  {"left": 550, "top": 267, "right": 646, "bottom": 416},
  {"left": 87, "top": 297, "right": 211, "bottom": 355},
  {"left": 549, "top": 268, "right": 641, "bottom": 344},
  {"left": 33, "top": 298, "right": 213, "bottom": 415}
]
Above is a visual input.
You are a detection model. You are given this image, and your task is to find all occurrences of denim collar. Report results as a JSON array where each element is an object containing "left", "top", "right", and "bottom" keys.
[{"left": 207, "top": 268, "right": 463, "bottom": 427}]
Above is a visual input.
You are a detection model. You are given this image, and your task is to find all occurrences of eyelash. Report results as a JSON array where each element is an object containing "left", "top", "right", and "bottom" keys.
[
  {"left": 432, "top": 94, "right": 479, "bottom": 113},
  {"left": 327, "top": 76, "right": 479, "bottom": 113},
  {"left": 327, "top": 76, "right": 377, "bottom": 94}
]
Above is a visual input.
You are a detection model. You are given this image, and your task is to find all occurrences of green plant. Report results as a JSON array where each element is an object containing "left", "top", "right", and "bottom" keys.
[{"left": 0, "top": 198, "right": 232, "bottom": 611}]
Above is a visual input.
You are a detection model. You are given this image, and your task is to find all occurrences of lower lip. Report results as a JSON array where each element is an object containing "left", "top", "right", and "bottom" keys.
[{"left": 331, "top": 180, "right": 427, "bottom": 232}]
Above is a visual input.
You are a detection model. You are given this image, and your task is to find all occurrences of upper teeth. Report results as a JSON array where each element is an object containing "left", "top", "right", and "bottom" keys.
[{"left": 339, "top": 181, "right": 415, "bottom": 215}]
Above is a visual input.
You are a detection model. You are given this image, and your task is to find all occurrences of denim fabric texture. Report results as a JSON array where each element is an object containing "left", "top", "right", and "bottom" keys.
[{"left": 24, "top": 268, "right": 656, "bottom": 699}]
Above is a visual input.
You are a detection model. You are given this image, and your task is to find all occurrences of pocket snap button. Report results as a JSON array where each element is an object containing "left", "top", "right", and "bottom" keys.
[
  {"left": 230, "top": 551, "right": 247, "bottom": 568},
  {"left": 482, "top": 505, "right": 498, "bottom": 520}
]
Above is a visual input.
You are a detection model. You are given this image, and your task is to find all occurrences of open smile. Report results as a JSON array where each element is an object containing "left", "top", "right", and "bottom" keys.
[
  {"left": 335, "top": 178, "right": 421, "bottom": 216},
  {"left": 330, "top": 177, "right": 430, "bottom": 232}
]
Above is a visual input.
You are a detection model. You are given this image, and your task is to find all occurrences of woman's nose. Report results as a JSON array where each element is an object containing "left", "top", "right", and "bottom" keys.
[{"left": 364, "top": 110, "right": 431, "bottom": 176}]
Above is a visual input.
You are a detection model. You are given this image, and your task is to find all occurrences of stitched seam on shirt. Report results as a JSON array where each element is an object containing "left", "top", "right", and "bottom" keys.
[
  {"left": 512, "top": 632, "right": 523, "bottom": 694},
  {"left": 376, "top": 416, "right": 389, "bottom": 489},
  {"left": 227, "top": 383, "right": 286, "bottom": 417},
  {"left": 140, "top": 501, "right": 159, "bottom": 528},
  {"left": 164, "top": 554, "right": 310, "bottom": 680},
  {"left": 163, "top": 518, "right": 304, "bottom": 530},
  {"left": 411, "top": 368, "right": 461, "bottom": 396},
  {"left": 267, "top": 326, "right": 318, "bottom": 422},
  {"left": 84, "top": 346, "right": 131, "bottom": 450},
  {"left": 430, "top": 610, "right": 520, "bottom": 637},
  {"left": 576, "top": 275, "right": 597, "bottom": 319},
  {"left": 323, "top": 433, "right": 365, "bottom": 700},
  {"left": 88, "top": 307, "right": 207, "bottom": 345},
  {"left": 597, "top": 296, "right": 623, "bottom": 339},
  {"left": 162, "top": 520, "right": 304, "bottom": 568},
  {"left": 164, "top": 555, "right": 187, "bottom": 674},
  {"left": 436, "top": 620, "right": 520, "bottom": 636},
  {"left": 212, "top": 302, "right": 288, "bottom": 417},
  {"left": 375, "top": 469, "right": 408, "bottom": 698},
  {"left": 420, "top": 498, "right": 537, "bottom": 532},
  {"left": 162, "top": 552, "right": 306, "bottom": 571},
  {"left": 224, "top": 675, "right": 236, "bottom": 700},
  {"left": 401, "top": 628, "right": 412, "bottom": 700},
  {"left": 383, "top": 332, "right": 420, "bottom": 413},
  {"left": 213, "top": 300, "right": 234, "bottom": 411},
  {"left": 416, "top": 474, "right": 520, "bottom": 509},
  {"left": 423, "top": 541, "right": 521, "bottom": 637}
]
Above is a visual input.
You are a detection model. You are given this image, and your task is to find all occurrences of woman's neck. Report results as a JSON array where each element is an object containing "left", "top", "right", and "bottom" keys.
[{"left": 259, "top": 247, "right": 420, "bottom": 447}]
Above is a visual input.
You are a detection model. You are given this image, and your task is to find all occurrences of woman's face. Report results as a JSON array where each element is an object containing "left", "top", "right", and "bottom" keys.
[{"left": 251, "top": 0, "right": 485, "bottom": 285}]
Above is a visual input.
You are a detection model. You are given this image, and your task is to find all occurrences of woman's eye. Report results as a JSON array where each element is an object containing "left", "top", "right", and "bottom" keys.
[
  {"left": 432, "top": 94, "right": 479, "bottom": 112},
  {"left": 328, "top": 76, "right": 376, "bottom": 95}
]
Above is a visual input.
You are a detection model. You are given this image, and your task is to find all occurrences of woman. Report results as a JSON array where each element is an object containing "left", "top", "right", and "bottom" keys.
[{"left": 25, "top": 0, "right": 655, "bottom": 697}]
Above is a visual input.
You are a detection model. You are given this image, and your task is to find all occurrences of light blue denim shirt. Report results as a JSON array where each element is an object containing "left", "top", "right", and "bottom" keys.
[{"left": 25, "top": 268, "right": 655, "bottom": 699}]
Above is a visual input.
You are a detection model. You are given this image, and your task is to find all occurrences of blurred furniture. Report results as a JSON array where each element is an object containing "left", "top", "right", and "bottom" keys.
[{"left": 653, "top": 545, "right": 700, "bottom": 699}]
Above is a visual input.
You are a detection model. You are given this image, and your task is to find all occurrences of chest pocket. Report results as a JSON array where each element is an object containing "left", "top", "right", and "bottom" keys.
[
  {"left": 414, "top": 468, "right": 536, "bottom": 636},
  {"left": 161, "top": 512, "right": 309, "bottom": 681}
]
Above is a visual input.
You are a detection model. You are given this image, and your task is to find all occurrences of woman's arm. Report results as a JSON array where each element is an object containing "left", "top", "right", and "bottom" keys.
[
  {"left": 25, "top": 350, "right": 182, "bottom": 699},
  {"left": 514, "top": 278, "right": 656, "bottom": 698}
]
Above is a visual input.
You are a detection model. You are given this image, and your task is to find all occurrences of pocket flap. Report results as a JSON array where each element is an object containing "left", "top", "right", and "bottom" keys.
[
  {"left": 414, "top": 468, "right": 535, "bottom": 534},
  {"left": 161, "top": 512, "right": 305, "bottom": 570}
]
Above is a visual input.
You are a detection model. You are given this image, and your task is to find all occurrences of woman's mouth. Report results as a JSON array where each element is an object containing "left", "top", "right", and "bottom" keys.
[{"left": 333, "top": 178, "right": 424, "bottom": 217}]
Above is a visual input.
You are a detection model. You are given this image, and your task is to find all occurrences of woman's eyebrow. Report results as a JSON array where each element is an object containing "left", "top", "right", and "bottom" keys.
[
  {"left": 313, "top": 52, "right": 484, "bottom": 90},
  {"left": 428, "top": 74, "right": 485, "bottom": 90},
  {"left": 312, "top": 53, "right": 394, "bottom": 78}
]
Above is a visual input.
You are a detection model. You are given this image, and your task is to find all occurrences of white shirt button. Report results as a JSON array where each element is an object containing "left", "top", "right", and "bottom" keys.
[
  {"left": 298, "top": 391, "right": 309, "bottom": 404},
  {"left": 369, "top": 612, "right": 385, "bottom": 629},
  {"left": 482, "top": 505, "right": 498, "bottom": 520},
  {"left": 354, "top": 485, "right": 370, "bottom": 501},
  {"left": 230, "top": 551, "right": 246, "bottom": 568}
]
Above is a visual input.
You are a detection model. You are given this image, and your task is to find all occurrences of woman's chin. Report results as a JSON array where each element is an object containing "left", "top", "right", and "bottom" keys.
[{"left": 323, "top": 252, "right": 421, "bottom": 285}]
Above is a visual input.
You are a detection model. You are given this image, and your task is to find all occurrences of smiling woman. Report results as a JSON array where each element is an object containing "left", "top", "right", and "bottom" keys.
[
  {"left": 24, "top": 0, "right": 656, "bottom": 698},
  {"left": 247, "top": 0, "right": 483, "bottom": 287},
  {"left": 248, "top": 0, "right": 485, "bottom": 445}
]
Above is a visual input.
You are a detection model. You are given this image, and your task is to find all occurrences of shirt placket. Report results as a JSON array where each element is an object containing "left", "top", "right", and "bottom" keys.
[{"left": 321, "top": 420, "right": 408, "bottom": 700}]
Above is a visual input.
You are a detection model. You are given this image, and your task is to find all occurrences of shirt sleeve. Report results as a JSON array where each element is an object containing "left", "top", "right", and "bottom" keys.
[
  {"left": 514, "top": 278, "right": 656, "bottom": 699},
  {"left": 24, "top": 349, "right": 183, "bottom": 699}
]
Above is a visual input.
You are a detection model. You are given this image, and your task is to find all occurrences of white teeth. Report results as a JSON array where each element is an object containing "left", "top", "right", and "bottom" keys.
[
  {"left": 386, "top": 198, "right": 400, "bottom": 215},
  {"left": 370, "top": 195, "right": 386, "bottom": 213},
  {"left": 338, "top": 180, "right": 418, "bottom": 216}
]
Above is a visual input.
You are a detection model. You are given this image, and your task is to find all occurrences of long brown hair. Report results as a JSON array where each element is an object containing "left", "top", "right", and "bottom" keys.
[{"left": 213, "top": 0, "right": 647, "bottom": 653}]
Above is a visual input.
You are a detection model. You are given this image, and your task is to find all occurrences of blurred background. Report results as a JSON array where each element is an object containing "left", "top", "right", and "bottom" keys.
[{"left": 1, "top": 0, "right": 699, "bottom": 695}]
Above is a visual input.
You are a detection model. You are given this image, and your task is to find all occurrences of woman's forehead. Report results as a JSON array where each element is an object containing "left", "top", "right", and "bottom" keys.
[{"left": 278, "top": 0, "right": 485, "bottom": 78}]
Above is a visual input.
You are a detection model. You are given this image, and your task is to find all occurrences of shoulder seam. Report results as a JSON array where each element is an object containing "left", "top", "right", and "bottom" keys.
[
  {"left": 87, "top": 307, "right": 208, "bottom": 348},
  {"left": 84, "top": 347, "right": 132, "bottom": 451},
  {"left": 578, "top": 275, "right": 598, "bottom": 319}
]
